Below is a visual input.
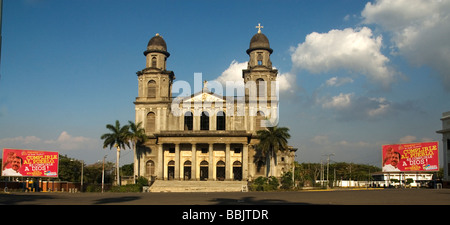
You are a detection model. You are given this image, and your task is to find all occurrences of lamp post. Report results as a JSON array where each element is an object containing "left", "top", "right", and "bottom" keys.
[
  {"left": 71, "top": 159, "right": 84, "bottom": 192},
  {"left": 102, "top": 155, "right": 107, "bottom": 193},
  {"left": 80, "top": 160, "right": 84, "bottom": 192}
]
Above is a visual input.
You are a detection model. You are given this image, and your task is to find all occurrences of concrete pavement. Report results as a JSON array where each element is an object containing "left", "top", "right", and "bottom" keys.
[{"left": 0, "top": 188, "right": 449, "bottom": 205}]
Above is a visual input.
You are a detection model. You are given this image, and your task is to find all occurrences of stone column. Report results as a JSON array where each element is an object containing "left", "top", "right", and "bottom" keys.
[
  {"left": 208, "top": 143, "right": 214, "bottom": 180},
  {"left": 191, "top": 143, "right": 197, "bottom": 180},
  {"left": 225, "top": 143, "right": 231, "bottom": 180},
  {"left": 243, "top": 144, "right": 248, "bottom": 180},
  {"left": 158, "top": 144, "right": 164, "bottom": 180},
  {"left": 175, "top": 143, "right": 180, "bottom": 180}
]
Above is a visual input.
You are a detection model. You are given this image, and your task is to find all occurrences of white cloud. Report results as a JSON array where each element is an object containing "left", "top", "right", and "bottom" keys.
[
  {"left": 362, "top": 0, "right": 450, "bottom": 90},
  {"left": 367, "top": 97, "right": 389, "bottom": 117},
  {"left": 291, "top": 27, "right": 396, "bottom": 88},
  {"left": 215, "top": 60, "right": 247, "bottom": 88},
  {"left": 306, "top": 134, "right": 375, "bottom": 163},
  {"left": 319, "top": 93, "right": 417, "bottom": 121},
  {"left": 214, "top": 60, "right": 294, "bottom": 94},
  {"left": 44, "top": 131, "right": 95, "bottom": 150},
  {"left": 311, "top": 135, "right": 330, "bottom": 145},
  {"left": 325, "top": 76, "right": 354, "bottom": 87},
  {"left": 399, "top": 135, "right": 417, "bottom": 143},
  {"left": 0, "top": 131, "right": 98, "bottom": 152},
  {"left": 321, "top": 93, "right": 353, "bottom": 109}
]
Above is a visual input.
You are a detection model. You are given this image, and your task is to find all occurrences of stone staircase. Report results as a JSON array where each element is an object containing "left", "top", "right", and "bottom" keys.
[{"left": 148, "top": 180, "right": 248, "bottom": 192}]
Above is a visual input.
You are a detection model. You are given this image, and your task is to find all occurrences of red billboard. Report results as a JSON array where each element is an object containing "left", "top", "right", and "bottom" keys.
[
  {"left": 2, "top": 149, "right": 59, "bottom": 177},
  {"left": 382, "top": 142, "right": 439, "bottom": 172}
]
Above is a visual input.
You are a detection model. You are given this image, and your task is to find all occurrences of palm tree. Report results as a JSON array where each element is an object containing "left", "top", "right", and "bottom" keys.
[
  {"left": 256, "top": 126, "right": 291, "bottom": 177},
  {"left": 101, "top": 120, "right": 130, "bottom": 186},
  {"left": 127, "top": 121, "right": 147, "bottom": 179}
]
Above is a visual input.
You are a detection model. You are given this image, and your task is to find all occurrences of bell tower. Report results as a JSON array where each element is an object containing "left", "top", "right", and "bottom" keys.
[
  {"left": 243, "top": 23, "right": 278, "bottom": 100},
  {"left": 136, "top": 33, "right": 175, "bottom": 102}
]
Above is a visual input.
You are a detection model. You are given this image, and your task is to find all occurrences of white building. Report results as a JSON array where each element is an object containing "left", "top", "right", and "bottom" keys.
[
  {"left": 371, "top": 172, "right": 434, "bottom": 188},
  {"left": 436, "top": 111, "right": 450, "bottom": 184}
]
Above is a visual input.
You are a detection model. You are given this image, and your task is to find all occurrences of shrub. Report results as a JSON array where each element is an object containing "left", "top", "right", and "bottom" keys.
[
  {"left": 250, "top": 176, "right": 279, "bottom": 191},
  {"left": 111, "top": 184, "right": 143, "bottom": 192},
  {"left": 280, "top": 171, "right": 293, "bottom": 190}
]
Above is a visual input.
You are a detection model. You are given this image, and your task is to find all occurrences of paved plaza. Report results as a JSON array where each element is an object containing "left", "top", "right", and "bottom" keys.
[
  {"left": 1, "top": 189, "right": 447, "bottom": 224},
  {"left": 1, "top": 188, "right": 449, "bottom": 205}
]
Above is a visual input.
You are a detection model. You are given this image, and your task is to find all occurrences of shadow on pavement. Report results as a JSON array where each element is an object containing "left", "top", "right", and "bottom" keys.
[
  {"left": 0, "top": 193, "right": 56, "bottom": 205},
  {"left": 209, "top": 196, "right": 312, "bottom": 205},
  {"left": 93, "top": 195, "right": 141, "bottom": 205}
]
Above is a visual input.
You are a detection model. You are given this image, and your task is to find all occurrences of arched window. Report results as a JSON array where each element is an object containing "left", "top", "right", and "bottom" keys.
[
  {"left": 216, "top": 111, "right": 225, "bottom": 130},
  {"left": 257, "top": 53, "right": 263, "bottom": 65},
  {"left": 200, "top": 160, "right": 209, "bottom": 181},
  {"left": 183, "top": 161, "right": 192, "bottom": 180},
  {"left": 151, "top": 56, "right": 157, "bottom": 68},
  {"left": 200, "top": 111, "right": 209, "bottom": 130},
  {"left": 216, "top": 161, "right": 225, "bottom": 181},
  {"left": 184, "top": 111, "right": 193, "bottom": 130},
  {"left": 167, "top": 160, "right": 175, "bottom": 180},
  {"left": 146, "top": 160, "right": 155, "bottom": 176},
  {"left": 256, "top": 78, "right": 265, "bottom": 97},
  {"left": 147, "top": 80, "right": 156, "bottom": 98},
  {"left": 146, "top": 112, "right": 156, "bottom": 133},
  {"left": 233, "top": 161, "right": 242, "bottom": 181}
]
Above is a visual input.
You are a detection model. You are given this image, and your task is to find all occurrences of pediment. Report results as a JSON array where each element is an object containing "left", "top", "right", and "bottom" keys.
[{"left": 182, "top": 91, "right": 225, "bottom": 103}]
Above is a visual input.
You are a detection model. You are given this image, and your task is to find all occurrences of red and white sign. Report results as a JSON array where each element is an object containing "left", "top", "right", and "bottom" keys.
[
  {"left": 382, "top": 142, "right": 439, "bottom": 172},
  {"left": 2, "top": 149, "right": 59, "bottom": 177}
]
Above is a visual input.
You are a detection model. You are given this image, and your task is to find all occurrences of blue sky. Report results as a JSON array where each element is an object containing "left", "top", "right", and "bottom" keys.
[{"left": 0, "top": 0, "right": 448, "bottom": 167}]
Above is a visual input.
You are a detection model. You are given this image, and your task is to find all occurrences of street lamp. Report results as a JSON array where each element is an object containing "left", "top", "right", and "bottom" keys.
[{"left": 102, "top": 155, "right": 107, "bottom": 193}]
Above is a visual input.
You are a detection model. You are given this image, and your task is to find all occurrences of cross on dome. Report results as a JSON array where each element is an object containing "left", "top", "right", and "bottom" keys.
[{"left": 255, "top": 23, "right": 264, "bottom": 33}]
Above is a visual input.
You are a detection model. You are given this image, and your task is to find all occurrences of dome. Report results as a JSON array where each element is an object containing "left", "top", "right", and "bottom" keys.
[
  {"left": 246, "top": 33, "right": 273, "bottom": 54},
  {"left": 144, "top": 33, "right": 170, "bottom": 57}
]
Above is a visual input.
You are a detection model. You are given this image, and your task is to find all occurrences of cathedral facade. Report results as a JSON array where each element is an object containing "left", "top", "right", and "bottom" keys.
[{"left": 133, "top": 27, "right": 297, "bottom": 182}]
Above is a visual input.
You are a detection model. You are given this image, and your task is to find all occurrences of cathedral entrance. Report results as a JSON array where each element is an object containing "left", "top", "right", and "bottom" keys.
[
  {"left": 233, "top": 161, "right": 242, "bottom": 181},
  {"left": 216, "top": 161, "right": 225, "bottom": 181},
  {"left": 167, "top": 160, "right": 175, "bottom": 180},
  {"left": 200, "top": 161, "right": 208, "bottom": 181},
  {"left": 183, "top": 161, "right": 191, "bottom": 180}
]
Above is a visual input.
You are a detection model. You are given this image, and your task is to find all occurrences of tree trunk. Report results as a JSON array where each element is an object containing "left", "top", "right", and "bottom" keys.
[
  {"left": 116, "top": 146, "right": 120, "bottom": 186},
  {"left": 270, "top": 152, "right": 276, "bottom": 177}
]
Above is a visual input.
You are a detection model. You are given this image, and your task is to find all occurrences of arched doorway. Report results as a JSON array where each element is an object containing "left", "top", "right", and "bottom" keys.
[
  {"left": 184, "top": 161, "right": 192, "bottom": 180},
  {"left": 167, "top": 160, "right": 175, "bottom": 180},
  {"left": 200, "top": 161, "right": 209, "bottom": 181},
  {"left": 216, "top": 161, "right": 225, "bottom": 181},
  {"left": 233, "top": 161, "right": 242, "bottom": 181}
]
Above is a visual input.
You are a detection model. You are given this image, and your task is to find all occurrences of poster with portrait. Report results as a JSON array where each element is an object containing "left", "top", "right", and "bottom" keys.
[
  {"left": 2, "top": 149, "right": 59, "bottom": 177},
  {"left": 382, "top": 142, "right": 439, "bottom": 172}
]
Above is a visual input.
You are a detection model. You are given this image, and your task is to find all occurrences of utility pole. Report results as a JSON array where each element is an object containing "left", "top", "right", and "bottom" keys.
[{"left": 323, "top": 153, "right": 334, "bottom": 189}]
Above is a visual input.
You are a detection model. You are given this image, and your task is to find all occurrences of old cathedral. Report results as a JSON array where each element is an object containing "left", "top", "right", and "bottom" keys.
[{"left": 133, "top": 25, "right": 297, "bottom": 185}]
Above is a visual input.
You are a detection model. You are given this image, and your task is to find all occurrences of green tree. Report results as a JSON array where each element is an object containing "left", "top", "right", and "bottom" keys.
[
  {"left": 127, "top": 121, "right": 147, "bottom": 179},
  {"left": 58, "top": 155, "right": 82, "bottom": 182},
  {"left": 101, "top": 120, "right": 130, "bottom": 186},
  {"left": 120, "top": 163, "right": 134, "bottom": 176},
  {"left": 256, "top": 126, "right": 291, "bottom": 177}
]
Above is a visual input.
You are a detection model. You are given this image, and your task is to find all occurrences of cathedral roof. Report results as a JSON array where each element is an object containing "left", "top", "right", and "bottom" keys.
[
  {"left": 144, "top": 33, "right": 170, "bottom": 57},
  {"left": 246, "top": 32, "right": 273, "bottom": 54}
]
